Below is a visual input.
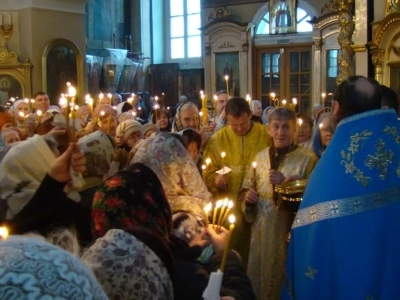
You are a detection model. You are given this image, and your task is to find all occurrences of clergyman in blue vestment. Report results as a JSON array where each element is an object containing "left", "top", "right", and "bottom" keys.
[{"left": 283, "top": 76, "right": 400, "bottom": 299}]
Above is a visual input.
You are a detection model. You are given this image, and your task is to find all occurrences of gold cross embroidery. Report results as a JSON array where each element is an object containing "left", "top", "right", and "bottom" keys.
[{"left": 305, "top": 266, "right": 318, "bottom": 280}]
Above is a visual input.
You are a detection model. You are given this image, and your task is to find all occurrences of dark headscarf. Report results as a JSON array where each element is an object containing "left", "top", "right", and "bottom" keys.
[{"left": 92, "top": 163, "right": 172, "bottom": 239}]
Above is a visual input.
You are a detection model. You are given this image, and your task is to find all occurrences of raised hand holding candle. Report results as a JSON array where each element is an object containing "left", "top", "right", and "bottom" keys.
[{"left": 220, "top": 214, "right": 235, "bottom": 272}]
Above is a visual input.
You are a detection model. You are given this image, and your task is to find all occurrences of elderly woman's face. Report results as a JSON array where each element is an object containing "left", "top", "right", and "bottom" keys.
[
  {"left": 2, "top": 131, "right": 20, "bottom": 146},
  {"left": 180, "top": 107, "right": 199, "bottom": 130}
]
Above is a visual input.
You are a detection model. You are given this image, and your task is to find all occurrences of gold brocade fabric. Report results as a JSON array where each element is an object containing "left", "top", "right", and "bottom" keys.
[
  {"left": 203, "top": 122, "right": 270, "bottom": 266},
  {"left": 242, "top": 146, "right": 318, "bottom": 300}
]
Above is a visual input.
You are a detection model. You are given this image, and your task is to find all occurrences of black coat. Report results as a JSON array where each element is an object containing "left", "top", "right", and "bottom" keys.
[{"left": 171, "top": 237, "right": 256, "bottom": 300}]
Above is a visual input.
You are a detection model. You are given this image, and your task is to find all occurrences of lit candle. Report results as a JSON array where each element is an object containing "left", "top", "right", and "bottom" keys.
[
  {"left": 319, "top": 123, "right": 324, "bottom": 154},
  {"left": 68, "top": 85, "right": 77, "bottom": 97},
  {"left": 19, "top": 111, "right": 27, "bottom": 132},
  {"left": 296, "top": 118, "right": 303, "bottom": 144},
  {"left": 212, "top": 200, "right": 223, "bottom": 229},
  {"left": 10, "top": 97, "right": 15, "bottom": 125},
  {"left": 270, "top": 92, "right": 276, "bottom": 107},
  {"left": 292, "top": 98, "right": 297, "bottom": 111},
  {"left": 205, "top": 157, "right": 211, "bottom": 166},
  {"left": 204, "top": 202, "right": 212, "bottom": 225},
  {"left": 252, "top": 161, "right": 257, "bottom": 190},
  {"left": 282, "top": 99, "right": 287, "bottom": 106},
  {"left": 246, "top": 94, "right": 251, "bottom": 104},
  {"left": 321, "top": 92, "right": 326, "bottom": 107},
  {"left": 0, "top": 226, "right": 9, "bottom": 239},
  {"left": 202, "top": 164, "right": 206, "bottom": 171},
  {"left": 221, "top": 151, "right": 226, "bottom": 169},
  {"left": 217, "top": 198, "right": 229, "bottom": 228},
  {"left": 37, "top": 109, "right": 42, "bottom": 124},
  {"left": 220, "top": 214, "right": 236, "bottom": 272},
  {"left": 224, "top": 75, "right": 229, "bottom": 96},
  {"left": 219, "top": 200, "right": 234, "bottom": 229}
]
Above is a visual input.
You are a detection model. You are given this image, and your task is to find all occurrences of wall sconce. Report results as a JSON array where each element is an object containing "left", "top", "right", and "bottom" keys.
[{"left": 0, "top": 13, "right": 13, "bottom": 45}]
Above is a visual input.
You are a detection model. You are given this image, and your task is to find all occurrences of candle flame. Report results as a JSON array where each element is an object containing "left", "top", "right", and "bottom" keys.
[
  {"left": 204, "top": 202, "right": 212, "bottom": 213},
  {"left": 0, "top": 226, "right": 9, "bottom": 239},
  {"left": 224, "top": 75, "right": 229, "bottom": 80},
  {"left": 202, "top": 164, "right": 206, "bottom": 170},
  {"left": 282, "top": 99, "right": 287, "bottom": 105},
  {"left": 270, "top": 92, "right": 276, "bottom": 99},
  {"left": 107, "top": 93, "right": 112, "bottom": 98},
  {"left": 24, "top": 98, "right": 29, "bottom": 103},
  {"left": 30, "top": 99, "right": 35, "bottom": 103},
  {"left": 252, "top": 161, "right": 257, "bottom": 168},
  {"left": 205, "top": 158, "right": 211, "bottom": 165},
  {"left": 199, "top": 111, "right": 203, "bottom": 117},
  {"left": 19, "top": 111, "right": 25, "bottom": 117},
  {"left": 100, "top": 111, "right": 105, "bottom": 116},
  {"left": 319, "top": 123, "right": 323, "bottom": 129},
  {"left": 10, "top": 97, "right": 15, "bottom": 103},
  {"left": 223, "top": 198, "right": 229, "bottom": 206},
  {"left": 228, "top": 200, "right": 234, "bottom": 209},
  {"left": 132, "top": 111, "right": 137, "bottom": 117},
  {"left": 321, "top": 92, "right": 326, "bottom": 98},
  {"left": 292, "top": 98, "right": 297, "bottom": 105},
  {"left": 74, "top": 105, "right": 79, "bottom": 110},
  {"left": 99, "top": 93, "right": 104, "bottom": 99},
  {"left": 66, "top": 82, "right": 71, "bottom": 87},
  {"left": 214, "top": 95, "right": 218, "bottom": 101},
  {"left": 112, "top": 106, "right": 117, "bottom": 110},
  {"left": 221, "top": 152, "right": 226, "bottom": 158},
  {"left": 298, "top": 118, "right": 303, "bottom": 126},
  {"left": 216, "top": 200, "right": 223, "bottom": 208},
  {"left": 155, "top": 96, "right": 159, "bottom": 101},
  {"left": 36, "top": 110, "right": 42, "bottom": 116},
  {"left": 68, "top": 86, "right": 77, "bottom": 97},
  {"left": 85, "top": 94, "right": 91, "bottom": 101},
  {"left": 228, "top": 214, "right": 236, "bottom": 224}
]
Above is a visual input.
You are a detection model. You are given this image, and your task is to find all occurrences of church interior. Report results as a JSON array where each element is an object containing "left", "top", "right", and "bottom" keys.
[{"left": 0, "top": 0, "right": 397, "bottom": 112}]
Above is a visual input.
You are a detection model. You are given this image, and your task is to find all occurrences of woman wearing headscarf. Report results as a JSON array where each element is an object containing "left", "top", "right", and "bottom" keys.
[
  {"left": 0, "top": 135, "right": 92, "bottom": 245},
  {"left": 131, "top": 131, "right": 212, "bottom": 214},
  {"left": 77, "top": 131, "right": 116, "bottom": 208},
  {"left": 249, "top": 100, "right": 263, "bottom": 124},
  {"left": 84, "top": 163, "right": 255, "bottom": 300},
  {"left": 82, "top": 163, "right": 174, "bottom": 300},
  {"left": 0, "top": 235, "right": 107, "bottom": 299},
  {"left": 312, "top": 112, "right": 334, "bottom": 158}
]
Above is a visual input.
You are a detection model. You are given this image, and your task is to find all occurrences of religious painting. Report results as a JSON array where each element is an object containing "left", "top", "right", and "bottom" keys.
[
  {"left": 0, "top": 74, "right": 23, "bottom": 107},
  {"left": 270, "top": 0, "right": 296, "bottom": 34},
  {"left": 43, "top": 39, "right": 84, "bottom": 104},
  {"left": 215, "top": 52, "right": 240, "bottom": 96},
  {"left": 150, "top": 63, "right": 179, "bottom": 107},
  {"left": 179, "top": 69, "right": 204, "bottom": 106}
]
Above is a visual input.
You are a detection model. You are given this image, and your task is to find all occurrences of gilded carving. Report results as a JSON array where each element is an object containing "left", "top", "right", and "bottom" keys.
[
  {"left": 314, "top": 39, "right": 323, "bottom": 51},
  {"left": 335, "top": 0, "right": 355, "bottom": 85}
]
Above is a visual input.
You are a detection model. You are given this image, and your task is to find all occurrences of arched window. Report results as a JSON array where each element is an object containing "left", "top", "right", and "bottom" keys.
[{"left": 256, "top": 7, "right": 312, "bottom": 34}]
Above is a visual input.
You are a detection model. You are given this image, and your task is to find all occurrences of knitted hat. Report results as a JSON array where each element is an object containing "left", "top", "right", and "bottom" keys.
[
  {"left": 0, "top": 111, "right": 13, "bottom": 129},
  {"left": 116, "top": 119, "right": 142, "bottom": 141},
  {"left": 142, "top": 123, "right": 157, "bottom": 136}
]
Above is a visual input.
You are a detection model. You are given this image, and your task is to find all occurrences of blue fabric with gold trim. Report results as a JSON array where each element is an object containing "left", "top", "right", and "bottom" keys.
[{"left": 283, "top": 109, "right": 400, "bottom": 300}]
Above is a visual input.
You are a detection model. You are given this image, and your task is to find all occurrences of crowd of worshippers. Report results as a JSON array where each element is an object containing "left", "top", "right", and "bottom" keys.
[{"left": 0, "top": 77, "right": 398, "bottom": 300}]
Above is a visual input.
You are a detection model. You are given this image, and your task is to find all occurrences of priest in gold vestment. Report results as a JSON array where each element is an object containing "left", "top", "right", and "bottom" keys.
[
  {"left": 203, "top": 97, "right": 270, "bottom": 266},
  {"left": 242, "top": 108, "right": 318, "bottom": 300}
]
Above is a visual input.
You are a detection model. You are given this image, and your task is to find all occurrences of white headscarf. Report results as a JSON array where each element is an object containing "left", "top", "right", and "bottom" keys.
[
  {"left": 8, "top": 99, "right": 25, "bottom": 115},
  {"left": 0, "top": 135, "right": 56, "bottom": 219}
]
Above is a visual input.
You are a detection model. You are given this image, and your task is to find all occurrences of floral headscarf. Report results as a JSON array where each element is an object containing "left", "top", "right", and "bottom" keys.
[
  {"left": 78, "top": 131, "right": 115, "bottom": 176},
  {"left": 131, "top": 132, "right": 213, "bottom": 214},
  {"left": 0, "top": 236, "right": 107, "bottom": 299},
  {"left": 82, "top": 229, "right": 174, "bottom": 300},
  {"left": 91, "top": 162, "right": 172, "bottom": 239},
  {"left": 172, "top": 102, "right": 200, "bottom": 132}
]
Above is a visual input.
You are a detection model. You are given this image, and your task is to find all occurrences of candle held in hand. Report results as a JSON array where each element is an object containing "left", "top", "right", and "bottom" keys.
[
  {"left": 212, "top": 200, "right": 223, "bottom": 229},
  {"left": 221, "top": 152, "right": 226, "bottom": 170},
  {"left": 252, "top": 161, "right": 257, "bottom": 190},
  {"left": 220, "top": 214, "right": 236, "bottom": 272},
  {"left": 204, "top": 202, "right": 212, "bottom": 225}
]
